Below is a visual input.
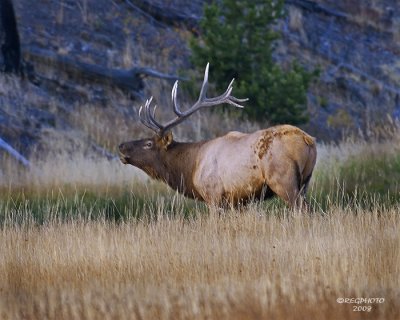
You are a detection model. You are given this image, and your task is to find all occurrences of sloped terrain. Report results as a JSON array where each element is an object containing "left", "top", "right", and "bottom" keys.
[
  {"left": 282, "top": 0, "right": 400, "bottom": 139},
  {"left": 1, "top": 0, "right": 202, "bottom": 161},
  {"left": 1, "top": 0, "right": 400, "bottom": 161}
]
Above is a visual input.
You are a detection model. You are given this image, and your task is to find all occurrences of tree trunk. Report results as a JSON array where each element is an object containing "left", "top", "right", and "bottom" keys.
[{"left": 0, "top": 0, "right": 21, "bottom": 73}]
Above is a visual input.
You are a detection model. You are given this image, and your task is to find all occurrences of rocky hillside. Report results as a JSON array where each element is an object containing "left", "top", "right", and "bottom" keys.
[
  {"left": 1, "top": 0, "right": 400, "bottom": 164},
  {"left": 282, "top": 0, "right": 400, "bottom": 139},
  {"left": 1, "top": 0, "right": 202, "bottom": 163}
]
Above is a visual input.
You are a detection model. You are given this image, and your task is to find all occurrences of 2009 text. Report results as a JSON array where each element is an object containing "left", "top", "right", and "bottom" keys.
[{"left": 353, "top": 305, "right": 372, "bottom": 312}]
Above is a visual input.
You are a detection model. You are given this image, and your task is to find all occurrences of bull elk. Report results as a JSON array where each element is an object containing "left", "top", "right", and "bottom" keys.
[{"left": 119, "top": 64, "right": 317, "bottom": 208}]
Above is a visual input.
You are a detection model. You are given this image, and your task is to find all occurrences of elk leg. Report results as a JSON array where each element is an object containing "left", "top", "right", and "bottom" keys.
[
  {"left": 295, "top": 173, "right": 314, "bottom": 211},
  {"left": 294, "top": 194, "right": 310, "bottom": 212},
  {"left": 265, "top": 162, "right": 303, "bottom": 209}
]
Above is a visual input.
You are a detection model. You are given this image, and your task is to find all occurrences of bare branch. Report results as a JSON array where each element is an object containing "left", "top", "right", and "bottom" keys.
[{"left": 0, "top": 137, "right": 30, "bottom": 167}]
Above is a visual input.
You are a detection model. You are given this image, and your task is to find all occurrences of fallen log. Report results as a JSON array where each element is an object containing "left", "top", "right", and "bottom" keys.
[
  {"left": 123, "top": 0, "right": 201, "bottom": 32},
  {"left": 286, "top": 0, "right": 348, "bottom": 19},
  {"left": 23, "top": 47, "right": 185, "bottom": 97}
]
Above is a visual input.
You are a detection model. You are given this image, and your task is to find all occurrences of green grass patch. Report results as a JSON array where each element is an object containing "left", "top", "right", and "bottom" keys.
[
  {"left": 311, "top": 147, "right": 400, "bottom": 210},
  {"left": 1, "top": 139, "right": 400, "bottom": 223},
  {"left": 0, "top": 184, "right": 206, "bottom": 226}
]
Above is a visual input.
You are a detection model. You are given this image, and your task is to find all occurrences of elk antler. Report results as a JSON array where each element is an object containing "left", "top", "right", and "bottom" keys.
[{"left": 139, "top": 63, "right": 248, "bottom": 136}]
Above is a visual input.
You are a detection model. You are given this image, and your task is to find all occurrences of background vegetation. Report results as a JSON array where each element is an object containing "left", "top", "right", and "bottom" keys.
[{"left": 190, "top": 0, "right": 318, "bottom": 125}]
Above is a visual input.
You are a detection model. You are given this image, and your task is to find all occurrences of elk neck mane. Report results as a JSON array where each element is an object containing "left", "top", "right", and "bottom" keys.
[{"left": 156, "top": 140, "right": 207, "bottom": 199}]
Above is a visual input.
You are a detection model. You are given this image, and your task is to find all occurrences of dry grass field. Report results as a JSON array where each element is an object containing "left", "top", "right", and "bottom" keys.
[
  {"left": 1, "top": 116, "right": 400, "bottom": 319},
  {"left": 0, "top": 204, "right": 399, "bottom": 320}
]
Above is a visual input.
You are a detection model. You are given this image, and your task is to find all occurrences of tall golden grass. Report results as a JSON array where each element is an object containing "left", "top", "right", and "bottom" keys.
[{"left": 0, "top": 204, "right": 399, "bottom": 319}]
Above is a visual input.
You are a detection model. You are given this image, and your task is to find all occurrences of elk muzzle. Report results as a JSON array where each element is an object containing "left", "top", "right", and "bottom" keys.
[{"left": 118, "top": 143, "right": 130, "bottom": 164}]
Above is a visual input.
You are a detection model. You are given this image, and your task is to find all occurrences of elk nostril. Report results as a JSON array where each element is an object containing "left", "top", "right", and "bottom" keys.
[{"left": 119, "top": 143, "right": 125, "bottom": 152}]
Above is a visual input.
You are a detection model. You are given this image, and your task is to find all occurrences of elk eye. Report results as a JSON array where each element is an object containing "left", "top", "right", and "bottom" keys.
[{"left": 144, "top": 141, "right": 153, "bottom": 149}]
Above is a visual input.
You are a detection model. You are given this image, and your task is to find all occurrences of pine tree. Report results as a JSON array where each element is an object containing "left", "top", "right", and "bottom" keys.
[{"left": 190, "top": 0, "right": 317, "bottom": 125}]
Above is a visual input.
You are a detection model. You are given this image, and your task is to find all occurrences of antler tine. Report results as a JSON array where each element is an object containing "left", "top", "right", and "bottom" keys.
[
  {"left": 138, "top": 99, "right": 153, "bottom": 130},
  {"left": 230, "top": 96, "right": 249, "bottom": 103},
  {"left": 201, "top": 77, "right": 248, "bottom": 108},
  {"left": 145, "top": 99, "right": 165, "bottom": 131},
  {"left": 138, "top": 97, "right": 164, "bottom": 133},
  {"left": 172, "top": 80, "right": 184, "bottom": 117},
  {"left": 167, "top": 63, "right": 211, "bottom": 122},
  {"left": 152, "top": 105, "right": 158, "bottom": 119},
  {"left": 206, "top": 78, "right": 233, "bottom": 102},
  {"left": 138, "top": 98, "right": 151, "bottom": 122},
  {"left": 197, "top": 62, "right": 210, "bottom": 102}
]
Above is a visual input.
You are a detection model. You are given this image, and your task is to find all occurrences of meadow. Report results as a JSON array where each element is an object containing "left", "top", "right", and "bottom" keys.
[{"left": 1, "top": 103, "right": 400, "bottom": 319}]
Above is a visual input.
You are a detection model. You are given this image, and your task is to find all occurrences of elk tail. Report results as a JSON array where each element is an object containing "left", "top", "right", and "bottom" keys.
[
  {"left": 300, "top": 134, "right": 317, "bottom": 196},
  {"left": 303, "top": 134, "right": 315, "bottom": 147}
]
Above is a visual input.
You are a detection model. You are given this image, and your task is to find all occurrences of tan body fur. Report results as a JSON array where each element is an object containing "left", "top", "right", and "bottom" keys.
[
  {"left": 193, "top": 125, "right": 316, "bottom": 206},
  {"left": 119, "top": 124, "right": 316, "bottom": 208}
]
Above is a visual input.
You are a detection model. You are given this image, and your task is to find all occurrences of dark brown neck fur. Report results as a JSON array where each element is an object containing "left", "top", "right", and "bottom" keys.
[{"left": 158, "top": 141, "right": 206, "bottom": 200}]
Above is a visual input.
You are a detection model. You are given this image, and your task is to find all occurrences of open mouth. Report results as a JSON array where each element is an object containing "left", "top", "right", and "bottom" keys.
[{"left": 119, "top": 152, "right": 130, "bottom": 164}]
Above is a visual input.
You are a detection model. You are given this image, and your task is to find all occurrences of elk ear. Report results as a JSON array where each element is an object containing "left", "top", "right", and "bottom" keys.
[{"left": 161, "top": 131, "right": 173, "bottom": 149}]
